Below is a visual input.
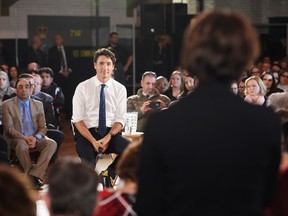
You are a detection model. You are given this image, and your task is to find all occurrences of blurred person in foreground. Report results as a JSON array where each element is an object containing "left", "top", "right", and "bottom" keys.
[
  {"left": 0, "top": 165, "right": 37, "bottom": 216},
  {"left": 135, "top": 9, "right": 281, "bottom": 216},
  {"left": 95, "top": 141, "right": 140, "bottom": 216},
  {"left": 44, "top": 157, "right": 99, "bottom": 216}
]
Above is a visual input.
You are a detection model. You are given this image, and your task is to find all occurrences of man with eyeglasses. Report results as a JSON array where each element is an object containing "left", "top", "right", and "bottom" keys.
[
  {"left": 127, "top": 71, "right": 170, "bottom": 132},
  {"left": 278, "top": 71, "right": 288, "bottom": 92}
]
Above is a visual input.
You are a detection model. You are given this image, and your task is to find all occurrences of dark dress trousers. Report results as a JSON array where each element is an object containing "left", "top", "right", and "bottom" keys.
[{"left": 135, "top": 81, "right": 281, "bottom": 216}]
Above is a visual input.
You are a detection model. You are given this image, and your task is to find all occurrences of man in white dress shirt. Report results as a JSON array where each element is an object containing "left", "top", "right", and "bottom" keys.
[{"left": 72, "top": 48, "right": 130, "bottom": 187}]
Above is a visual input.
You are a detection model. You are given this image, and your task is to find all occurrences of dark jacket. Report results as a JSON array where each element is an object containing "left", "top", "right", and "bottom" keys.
[{"left": 135, "top": 81, "right": 281, "bottom": 216}]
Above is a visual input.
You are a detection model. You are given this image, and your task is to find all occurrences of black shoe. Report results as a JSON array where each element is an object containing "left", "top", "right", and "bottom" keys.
[
  {"left": 99, "top": 170, "right": 113, "bottom": 188},
  {"left": 29, "top": 175, "right": 44, "bottom": 190}
]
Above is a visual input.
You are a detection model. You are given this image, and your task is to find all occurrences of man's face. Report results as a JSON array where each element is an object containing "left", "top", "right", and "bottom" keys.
[
  {"left": 16, "top": 79, "right": 32, "bottom": 100},
  {"left": 27, "top": 63, "right": 39, "bottom": 73},
  {"left": 155, "top": 78, "right": 169, "bottom": 93},
  {"left": 109, "top": 34, "right": 119, "bottom": 46},
  {"left": 280, "top": 72, "right": 288, "bottom": 85},
  {"left": 33, "top": 76, "right": 42, "bottom": 94},
  {"left": 94, "top": 55, "right": 114, "bottom": 82},
  {"left": 141, "top": 75, "right": 156, "bottom": 95},
  {"left": 54, "top": 34, "right": 64, "bottom": 46},
  {"left": 40, "top": 72, "right": 53, "bottom": 88}
]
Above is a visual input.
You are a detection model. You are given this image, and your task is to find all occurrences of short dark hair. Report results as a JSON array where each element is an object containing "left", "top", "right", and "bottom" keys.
[
  {"left": 181, "top": 9, "right": 259, "bottom": 82},
  {"left": 15, "top": 78, "right": 32, "bottom": 88},
  {"left": 93, "top": 48, "right": 116, "bottom": 65},
  {"left": 39, "top": 67, "right": 54, "bottom": 78},
  {"left": 47, "top": 158, "right": 98, "bottom": 216},
  {"left": 109, "top": 31, "right": 118, "bottom": 38}
]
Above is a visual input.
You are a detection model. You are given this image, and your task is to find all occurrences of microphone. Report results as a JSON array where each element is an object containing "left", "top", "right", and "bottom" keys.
[{"left": 98, "top": 147, "right": 104, "bottom": 159}]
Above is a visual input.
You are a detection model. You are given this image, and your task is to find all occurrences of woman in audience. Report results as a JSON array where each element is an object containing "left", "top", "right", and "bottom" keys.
[
  {"left": 261, "top": 72, "right": 283, "bottom": 97},
  {"left": 8, "top": 66, "right": 19, "bottom": 88},
  {"left": 178, "top": 74, "right": 195, "bottom": 98},
  {"left": 0, "top": 165, "right": 37, "bottom": 216},
  {"left": 244, "top": 75, "right": 266, "bottom": 105},
  {"left": 164, "top": 71, "right": 184, "bottom": 101},
  {"left": 0, "top": 71, "right": 15, "bottom": 134},
  {"left": 95, "top": 141, "right": 140, "bottom": 216}
]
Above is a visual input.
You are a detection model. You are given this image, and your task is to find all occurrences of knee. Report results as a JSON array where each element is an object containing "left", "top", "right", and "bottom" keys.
[{"left": 15, "top": 140, "right": 28, "bottom": 152}]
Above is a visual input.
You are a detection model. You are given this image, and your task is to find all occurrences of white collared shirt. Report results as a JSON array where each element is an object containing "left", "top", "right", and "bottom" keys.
[{"left": 72, "top": 76, "right": 127, "bottom": 128}]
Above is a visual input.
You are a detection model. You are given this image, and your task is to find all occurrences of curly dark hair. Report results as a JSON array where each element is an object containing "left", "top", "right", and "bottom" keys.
[{"left": 93, "top": 48, "right": 116, "bottom": 65}]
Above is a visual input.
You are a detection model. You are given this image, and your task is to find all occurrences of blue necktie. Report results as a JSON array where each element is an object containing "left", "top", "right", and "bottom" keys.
[
  {"left": 22, "top": 103, "right": 34, "bottom": 136},
  {"left": 98, "top": 84, "right": 106, "bottom": 137}
]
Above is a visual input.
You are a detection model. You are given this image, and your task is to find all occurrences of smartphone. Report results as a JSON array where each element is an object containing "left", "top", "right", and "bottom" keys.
[{"left": 149, "top": 101, "right": 161, "bottom": 110}]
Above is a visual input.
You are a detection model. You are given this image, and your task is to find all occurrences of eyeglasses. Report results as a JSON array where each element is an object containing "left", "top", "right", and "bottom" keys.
[{"left": 263, "top": 78, "right": 272, "bottom": 81}]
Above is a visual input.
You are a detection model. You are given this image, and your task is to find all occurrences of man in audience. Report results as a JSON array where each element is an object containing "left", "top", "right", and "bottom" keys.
[
  {"left": 155, "top": 75, "right": 169, "bottom": 94},
  {"left": 44, "top": 158, "right": 98, "bottom": 216},
  {"left": 39, "top": 67, "right": 65, "bottom": 126},
  {"left": 72, "top": 48, "right": 130, "bottom": 188},
  {"left": 2, "top": 78, "right": 56, "bottom": 189},
  {"left": 135, "top": 10, "right": 281, "bottom": 215},
  {"left": 127, "top": 71, "right": 170, "bottom": 132}
]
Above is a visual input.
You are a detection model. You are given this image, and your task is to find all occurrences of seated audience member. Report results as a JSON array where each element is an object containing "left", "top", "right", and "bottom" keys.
[
  {"left": 17, "top": 74, "right": 63, "bottom": 162},
  {"left": 95, "top": 142, "right": 140, "bottom": 216},
  {"left": 267, "top": 92, "right": 288, "bottom": 111},
  {"left": 244, "top": 76, "right": 267, "bottom": 105},
  {"left": 39, "top": 67, "right": 65, "bottom": 126},
  {"left": 261, "top": 62, "right": 272, "bottom": 74},
  {"left": 277, "top": 70, "right": 288, "bottom": 92},
  {"left": 0, "top": 71, "right": 15, "bottom": 134},
  {"left": 2, "top": 78, "right": 57, "bottom": 189},
  {"left": 250, "top": 66, "right": 261, "bottom": 77},
  {"left": 0, "top": 165, "right": 37, "bottom": 216},
  {"left": 43, "top": 158, "right": 99, "bottom": 216},
  {"left": 31, "top": 74, "right": 57, "bottom": 128},
  {"left": 26, "top": 62, "right": 40, "bottom": 75},
  {"left": 0, "top": 63, "right": 9, "bottom": 73},
  {"left": 230, "top": 81, "right": 239, "bottom": 95},
  {"left": 178, "top": 74, "right": 195, "bottom": 98},
  {"left": 238, "top": 76, "right": 247, "bottom": 98},
  {"left": 135, "top": 10, "right": 281, "bottom": 215},
  {"left": 155, "top": 76, "right": 169, "bottom": 94},
  {"left": 261, "top": 72, "right": 283, "bottom": 98},
  {"left": 271, "top": 62, "right": 282, "bottom": 74},
  {"left": 127, "top": 71, "right": 170, "bottom": 132},
  {"left": 164, "top": 70, "right": 184, "bottom": 101},
  {"left": 8, "top": 66, "right": 19, "bottom": 88},
  {"left": 32, "top": 74, "right": 64, "bottom": 162}
]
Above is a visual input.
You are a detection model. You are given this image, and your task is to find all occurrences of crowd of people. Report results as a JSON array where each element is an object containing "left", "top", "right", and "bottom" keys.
[{"left": 0, "top": 8, "right": 288, "bottom": 216}]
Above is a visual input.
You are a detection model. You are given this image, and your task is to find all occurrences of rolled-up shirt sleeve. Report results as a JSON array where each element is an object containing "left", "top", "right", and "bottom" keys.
[
  {"left": 113, "top": 85, "right": 127, "bottom": 128},
  {"left": 72, "top": 84, "right": 85, "bottom": 123}
]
